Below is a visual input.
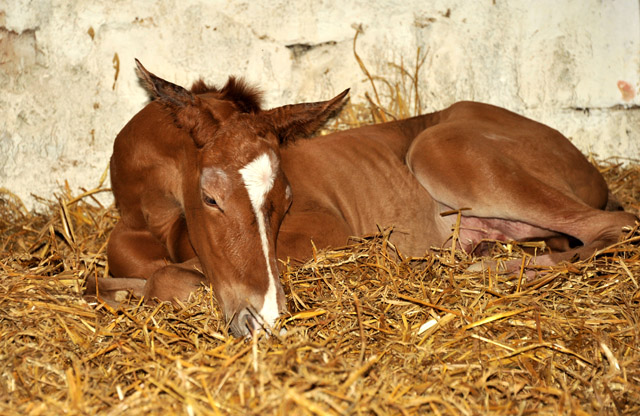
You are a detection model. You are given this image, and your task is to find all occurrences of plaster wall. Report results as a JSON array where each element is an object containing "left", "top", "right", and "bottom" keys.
[{"left": 1, "top": 0, "right": 639, "bottom": 209}]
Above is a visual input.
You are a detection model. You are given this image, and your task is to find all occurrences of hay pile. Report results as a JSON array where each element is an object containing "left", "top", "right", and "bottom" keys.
[{"left": 1, "top": 153, "right": 639, "bottom": 415}]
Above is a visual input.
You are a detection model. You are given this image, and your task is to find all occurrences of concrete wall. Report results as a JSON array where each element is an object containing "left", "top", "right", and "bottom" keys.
[{"left": 2, "top": 0, "right": 639, "bottom": 210}]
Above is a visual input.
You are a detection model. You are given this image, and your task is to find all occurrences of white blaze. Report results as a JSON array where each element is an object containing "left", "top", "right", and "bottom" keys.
[{"left": 238, "top": 152, "right": 280, "bottom": 329}]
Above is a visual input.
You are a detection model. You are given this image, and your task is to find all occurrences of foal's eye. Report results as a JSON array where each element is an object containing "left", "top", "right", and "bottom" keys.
[{"left": 203, "top": 195, "right": 217, "bottom": 207}]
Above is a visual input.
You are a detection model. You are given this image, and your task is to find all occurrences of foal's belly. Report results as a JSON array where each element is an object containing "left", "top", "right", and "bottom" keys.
[
  {"left": 299, "top": 169, "right": 454, "bottom": 258},
  {"left": 361, "top": 185, "right": 454, "bottom": 257},
  {"left": 280, "top": 131, "right": 455, "bottom": 259}
]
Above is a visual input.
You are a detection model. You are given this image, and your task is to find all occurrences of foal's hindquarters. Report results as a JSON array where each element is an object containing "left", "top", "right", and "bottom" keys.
[{"left": 405, "top": 102, "right": 637, "bottom": 270}]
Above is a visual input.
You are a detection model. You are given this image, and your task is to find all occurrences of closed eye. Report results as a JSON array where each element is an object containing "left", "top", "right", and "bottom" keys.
[{"left": 203, "top": 194, "right": 218, "bottom": 207}]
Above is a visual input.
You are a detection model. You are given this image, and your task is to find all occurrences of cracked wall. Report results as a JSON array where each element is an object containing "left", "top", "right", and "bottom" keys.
[{"left": 1, "top": 0, "right": 639, "bottom": 210}]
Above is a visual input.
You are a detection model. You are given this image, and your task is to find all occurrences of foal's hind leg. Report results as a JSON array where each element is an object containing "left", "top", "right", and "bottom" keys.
[
  {"left": 84, "top": 222, "right": 205, "bottom": 306},
  {"left": 405, "top": 129, "right": 637, "bottom": 271}
]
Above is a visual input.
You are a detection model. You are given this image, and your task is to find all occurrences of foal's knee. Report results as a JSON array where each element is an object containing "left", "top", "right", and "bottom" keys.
[{"left": 144, "top": 265, "right": 206, "bottom": 304}]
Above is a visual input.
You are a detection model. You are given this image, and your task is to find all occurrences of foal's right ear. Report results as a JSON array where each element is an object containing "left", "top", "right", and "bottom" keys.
[
  {"left": 135, "top": 59, "right": 217, "bottom": 147},
  {"left": 135, "top": 59, "right": 197, "bottom": 107}
]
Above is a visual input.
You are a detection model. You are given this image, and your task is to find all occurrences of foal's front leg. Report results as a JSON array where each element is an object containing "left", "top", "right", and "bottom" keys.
[{"left": 84, "top": 221, "right": 206, "bottom": 306}]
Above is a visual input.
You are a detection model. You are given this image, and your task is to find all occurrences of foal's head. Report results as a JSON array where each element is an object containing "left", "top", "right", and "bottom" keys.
[{"left": 134, "top": 60, "right": 348, "bottom": 336}]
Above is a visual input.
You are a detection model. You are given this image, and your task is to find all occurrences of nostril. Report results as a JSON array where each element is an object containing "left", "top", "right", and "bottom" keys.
[
  {"left": 231, "top": 309, "right": 263, "bottom": 338},
  {"left": 243, "top": 312, "right": 261, "bottom": 335}
]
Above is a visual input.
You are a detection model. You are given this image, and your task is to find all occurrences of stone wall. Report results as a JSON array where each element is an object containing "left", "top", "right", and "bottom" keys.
[{"left": 2, "top": 0, "right": 639, "bottom": 210}]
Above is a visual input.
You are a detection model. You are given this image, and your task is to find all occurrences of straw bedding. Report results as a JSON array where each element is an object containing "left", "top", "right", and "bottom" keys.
[{"left": 2, "top": 138, "right": 639, "bottom": 415}]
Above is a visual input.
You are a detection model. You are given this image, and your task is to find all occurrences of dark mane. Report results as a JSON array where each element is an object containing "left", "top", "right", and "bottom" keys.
[
  {"left": 190, "top": 76, "right": 262, "bottom": 113},
  {"left": 189, "top": 79, "right": 219, "bottom": 95}
]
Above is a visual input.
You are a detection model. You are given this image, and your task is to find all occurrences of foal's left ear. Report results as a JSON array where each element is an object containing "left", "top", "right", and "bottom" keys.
[{"left": 263, "top": 89, "right": 350, "bottom": 144}]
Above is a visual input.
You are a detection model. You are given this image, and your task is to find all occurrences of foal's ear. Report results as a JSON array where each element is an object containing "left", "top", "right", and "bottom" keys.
[
  {"left": 264, "top": 89, "right": 350, "bottom": 144},
  {"left": 135, "top": 59, "right": 197, "bottom": 106},
  {"left": 135, "top": 59, "right": 217, "bottom": 147}
]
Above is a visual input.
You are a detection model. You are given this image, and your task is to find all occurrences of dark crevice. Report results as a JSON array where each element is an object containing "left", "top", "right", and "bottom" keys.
[{"left": 286, "top": 41, "right": 337, "bottom": 59}]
